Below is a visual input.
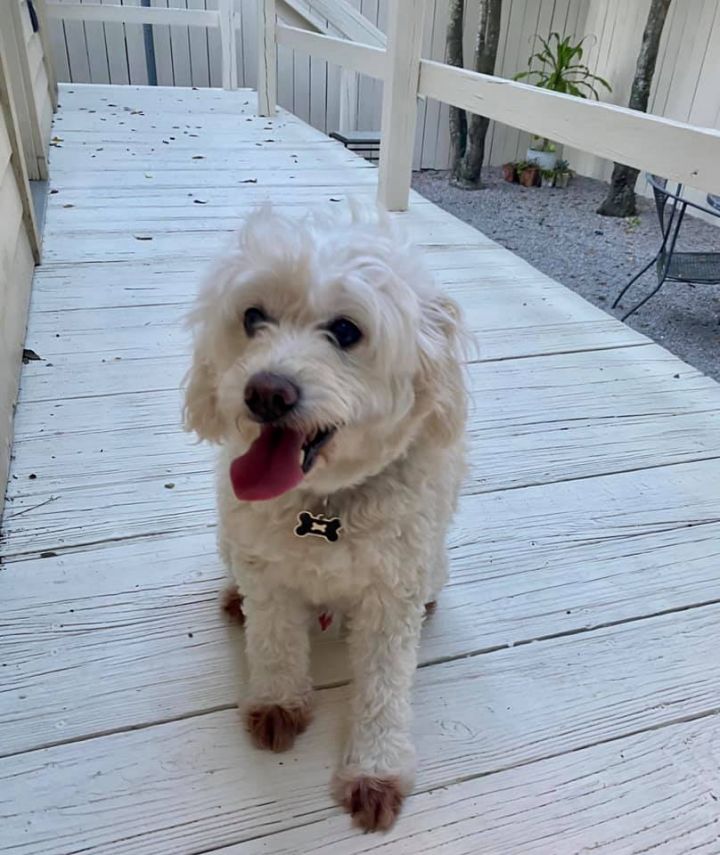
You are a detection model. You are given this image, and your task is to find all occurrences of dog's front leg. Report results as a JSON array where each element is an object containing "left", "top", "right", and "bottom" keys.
[
  {"left": 333, "top": 591, "right": 424, "bottom": 831},
  {"left": 243, "top": 586, "right": 312, "bottom": 753}
]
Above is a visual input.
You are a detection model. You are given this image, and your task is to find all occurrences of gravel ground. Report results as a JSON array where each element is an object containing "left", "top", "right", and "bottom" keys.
[{"left": 412, "top": 168, "right": 720, "bottom": 381}]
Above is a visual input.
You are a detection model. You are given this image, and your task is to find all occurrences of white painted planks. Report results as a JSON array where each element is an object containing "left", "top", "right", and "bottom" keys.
[
  {"left": 3, "top": 82, "right": 720, "bottom": 854},
  {"left": 3, "top": 605, "right": 720, "bottom": 852}
]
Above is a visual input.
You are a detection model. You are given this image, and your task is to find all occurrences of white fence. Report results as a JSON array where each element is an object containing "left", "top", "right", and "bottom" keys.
[
  {"left": 46, "top": 0, "right": 592, "bottom": 169},
  {"left": 46, "top": 0, "right": 720, "bottom": 179}
]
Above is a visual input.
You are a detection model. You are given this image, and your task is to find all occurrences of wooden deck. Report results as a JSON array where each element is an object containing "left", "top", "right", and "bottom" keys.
[{"left": 2, "top": 84, "right": 720, "bottom": 854}]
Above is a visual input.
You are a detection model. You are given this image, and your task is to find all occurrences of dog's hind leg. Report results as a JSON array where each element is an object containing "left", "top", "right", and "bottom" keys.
[{"left": 221, "top": 585, "right": 245, "bottom": 624}]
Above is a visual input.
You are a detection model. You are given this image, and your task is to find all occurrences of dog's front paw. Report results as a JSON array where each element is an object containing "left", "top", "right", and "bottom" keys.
[
  {"left": 245, "top": 702, "right": 311, "bottom": 752},
  {"left": 333, "top": 772, "right": 407, "bottom": 832}
]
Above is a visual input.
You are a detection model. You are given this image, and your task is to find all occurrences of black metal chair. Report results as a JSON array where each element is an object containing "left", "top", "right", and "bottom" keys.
[{"left": 612, "top": 174, "right": 720, "bottom": 320}]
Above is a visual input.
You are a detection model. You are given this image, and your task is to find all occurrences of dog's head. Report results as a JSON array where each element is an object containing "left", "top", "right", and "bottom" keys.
[{"left": 184, "top": 204, "right": 466, "bottom": 501}]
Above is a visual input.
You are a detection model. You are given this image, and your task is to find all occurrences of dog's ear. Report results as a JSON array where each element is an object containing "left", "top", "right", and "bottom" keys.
[
  {"left": 183, "top": 347, "right": 226, "bottom": 442},
  {"left": 415, "top": 295, "right": 468, "bottom": 447}
]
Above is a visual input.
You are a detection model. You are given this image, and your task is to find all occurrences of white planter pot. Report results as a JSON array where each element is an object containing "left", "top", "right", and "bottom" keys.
[
  {"left": 526, "top": 148, "right": 557, "bottom": 171},
  {"left": 555, "top": 173, "right": 570, "bottom": 188}
]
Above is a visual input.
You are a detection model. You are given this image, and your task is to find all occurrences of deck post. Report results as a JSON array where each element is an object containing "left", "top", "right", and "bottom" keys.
[
  {"left": 338, "top": 69, "right": 358, "bottom": 133},
  {"left": 218, "top": 0, "right": 238, "bottom": 90},
  {"left": 257, "top": 0, "right": 277, "bottom": 116},
  {"left": 377, "top": 0, "right": 426, "bottom": 212}
]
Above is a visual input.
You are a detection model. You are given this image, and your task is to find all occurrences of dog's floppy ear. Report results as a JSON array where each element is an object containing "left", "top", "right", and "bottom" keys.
[
  {"left": 183, "top": 345, "right": 226, "bottom": 442},
  {"left": 415, "top": 294, "right": 468, "bottom": 447}
]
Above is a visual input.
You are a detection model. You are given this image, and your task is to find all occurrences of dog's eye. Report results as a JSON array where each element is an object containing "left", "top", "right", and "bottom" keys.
[
  {"left": 326, "top": 317, "right": 362, "bottom": 350},
  {"left": 244, "top": 307, "right": 267, "bottom": 336}
]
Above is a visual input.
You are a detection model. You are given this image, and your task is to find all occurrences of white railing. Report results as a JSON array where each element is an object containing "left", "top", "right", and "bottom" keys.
[
  {"left": 258, "top": 0, "right": 720, "bottom": 212},
  {"left": 46, "top": 0, "right": 720, "bottom": 212}
]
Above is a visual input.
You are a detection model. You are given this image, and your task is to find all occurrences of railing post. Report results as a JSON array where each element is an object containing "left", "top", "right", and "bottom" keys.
[
  {"left": 218, "top": 0, "right": 238, "bottom": 90},
  {"left": 338, "top": 68, "right": 358, "bottom": 133},
  {"left": 377, "top": 0, "right": 426, "bottom": 212},
  {"left": 257, "top": 0, "right": 277, "bottom": 117}
]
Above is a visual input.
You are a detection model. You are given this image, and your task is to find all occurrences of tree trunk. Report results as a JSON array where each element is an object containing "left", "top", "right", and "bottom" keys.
[
  {"left": 455, "top": 0, "right": 503, "bottom": 187},
  {"left": 446, "top": 0, "right": 466, "bottom": 181},
  {"left": 597, "top": 0, "right": 672, "bottom": 217}
]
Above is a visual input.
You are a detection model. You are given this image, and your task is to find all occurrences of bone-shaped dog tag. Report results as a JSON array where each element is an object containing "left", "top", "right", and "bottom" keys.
[{"left": 295, "top": 511, "right": 342, "bottom": 542}]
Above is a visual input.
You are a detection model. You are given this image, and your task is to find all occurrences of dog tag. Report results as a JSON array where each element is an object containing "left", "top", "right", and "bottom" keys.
[{"left": 295, "top": 511, "right": 342, "bottom": 542}]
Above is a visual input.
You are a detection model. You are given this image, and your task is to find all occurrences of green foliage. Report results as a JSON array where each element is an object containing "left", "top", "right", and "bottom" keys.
[
  {"left": 530, "top": 137, "right": 556, "bottom": 152},
  {"left": 515, "top": 32, "right": 612, "bottom": 100}
]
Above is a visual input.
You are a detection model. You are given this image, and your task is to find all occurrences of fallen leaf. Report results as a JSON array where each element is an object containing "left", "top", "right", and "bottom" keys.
[
  {"left": 192, "top": 155, "right": 204, "bottom": 160},
  {"left": 62, "top": 204, "right": 74, "bottom": 208},
  {"left": 193, "top": 199, "right": 207, "bottom": 204},
  {"left": 134, "top": 235, "right": 153, "bottom": 241},
  {"left": 22, "top": 348, "right": 43, "bottom": 363},
  {"left": 241, "top": 178, "right": 258, "bottom": 184}
]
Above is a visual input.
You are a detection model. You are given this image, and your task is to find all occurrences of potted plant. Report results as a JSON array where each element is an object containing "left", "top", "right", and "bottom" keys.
[
  {"left": 502, "top": 162, "right": 518, "bottom": 183},
  {"left": 553, "top": 159, "right": 572, "bottom": 188},
  {"left": 517, "top": 161, "right": 539, "bottom": 188},
  {"left": 527, "top": 137, "right": 557, "bottom": 171},
  {"left": 541, "top": 168, "right": 555, "bottom": 188},
  {"left": 516, "top": 33, "right": 611, "bottom": 173}
]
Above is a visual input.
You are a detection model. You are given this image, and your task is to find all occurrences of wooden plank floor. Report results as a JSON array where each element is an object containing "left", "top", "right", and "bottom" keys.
[{"left": 2, "top": 84, "right": 720, "bottom": 854}]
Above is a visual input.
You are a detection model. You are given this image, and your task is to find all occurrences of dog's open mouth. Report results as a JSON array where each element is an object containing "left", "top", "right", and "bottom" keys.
[{"left": 230, "top": 425, "right": 336, "bottom": 502}]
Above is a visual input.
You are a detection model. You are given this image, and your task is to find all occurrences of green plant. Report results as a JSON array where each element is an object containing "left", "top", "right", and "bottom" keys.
[
  {"left": 554, "top": 159, "right": 570, "bottom": 173},
  {"left": 541, "top": 169, "right": 555, "bottom": 179},
  {"left": 515, "top": 32, "right": 612, "bottom": 99},
  {"left": 530, "top": 137, "right": 556, "bottom": 152},
  {"left": 517, "top": 33, "right": 611, "bottom": 155}
]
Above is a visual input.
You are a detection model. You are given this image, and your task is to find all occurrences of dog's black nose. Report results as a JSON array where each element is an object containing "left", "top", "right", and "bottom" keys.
[{"left": 244, "top": 372, "right": 300, "bottom": 423}]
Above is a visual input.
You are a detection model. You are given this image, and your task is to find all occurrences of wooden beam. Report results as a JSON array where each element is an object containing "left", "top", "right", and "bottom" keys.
[
  {"left": 45, "top": 2, "right": 219, "bottom": 27},
  {"left": 0, "top": 28, "right": 40, "bottom": 261},
  {"left": 377, "top": 0, "right": 427, "bottom": 211},
  {"left": 7, "top": 0, "right": 48, "bottom": 179},
  {"left": 257, "top": 0, "right": 277, "bottom": 116},
  {"left": 218, "top": 0, "right": 238, "bottom": 89},
  {"left": 302, "top": 0, "right": 386, "bottom": 47},
  {"left": 276, "top": 24, "right": 386, "bottom": 80},
  {"left": 276, "top": 0, "right": 326, "bottom": 34},
  {"left": 33, "top": 0, "right": 59, "bottom": 111},
  {"left": 418, "top": 59, "right": 720, "bottom": 195}
]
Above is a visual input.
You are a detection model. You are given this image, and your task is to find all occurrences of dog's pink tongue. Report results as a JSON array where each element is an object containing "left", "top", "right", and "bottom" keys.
[{"left": 230, "top": 426, "right": 305, "bottom": 501}]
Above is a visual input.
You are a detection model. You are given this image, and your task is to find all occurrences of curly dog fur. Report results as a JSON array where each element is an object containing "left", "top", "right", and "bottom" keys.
[{"left": 184, "top": 204, "right": 467, "bottom": 830}]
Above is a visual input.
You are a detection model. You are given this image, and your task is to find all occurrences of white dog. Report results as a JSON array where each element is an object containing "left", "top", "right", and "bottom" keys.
[{"left": 184, "top": 204, "right": 467, "bottom": 831}]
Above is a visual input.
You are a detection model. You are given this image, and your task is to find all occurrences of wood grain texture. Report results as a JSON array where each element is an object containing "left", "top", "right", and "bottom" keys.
[
  {"left": 3, "top": 83, "right": 720, "bottom": 853},
  {"left": 4, "top": 460, "right": 720, "bottom": 754},
  {"left": 222, "top": 715, "right": 720, "bottom": 854},
  {"left": 3, "top": 605, "right": 720, "bottom": 853}
]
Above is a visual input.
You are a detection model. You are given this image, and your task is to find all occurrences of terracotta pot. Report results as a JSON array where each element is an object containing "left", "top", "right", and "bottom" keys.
[
  {"left": 519, "top": 166, "right": 539, "bottom": 188},
  {"left": 502, "top": 162, "right": 517, "bottom": 183}
]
